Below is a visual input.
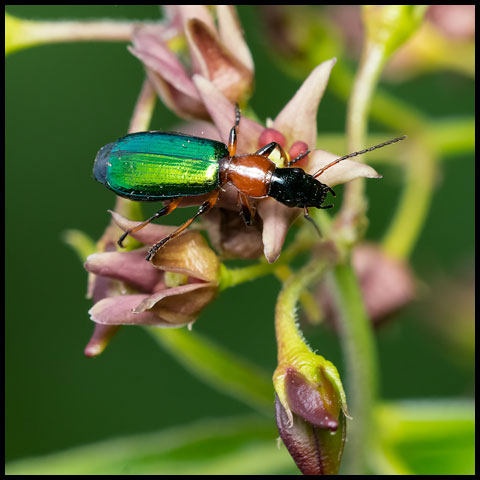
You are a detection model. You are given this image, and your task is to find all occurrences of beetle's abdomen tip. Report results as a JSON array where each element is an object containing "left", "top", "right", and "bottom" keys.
[{"left": 93, "top": 142, "right": 114, "bottom": 185}]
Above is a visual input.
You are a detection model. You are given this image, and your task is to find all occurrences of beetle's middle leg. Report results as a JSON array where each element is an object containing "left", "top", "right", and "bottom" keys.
[
  {"left": 146, "top": 190, "right": 220, "bottom": 261},
  {"left": 238, "top": 192, "right": 257, "bottom": 226},
  {"left": 117, "top": 198, "right": 183, "bottom": 247},
  {"left": 227, "top": 103, "right": 241, "bottom": 157}
]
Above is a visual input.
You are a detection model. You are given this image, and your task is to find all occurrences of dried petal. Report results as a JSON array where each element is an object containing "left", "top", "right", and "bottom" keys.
[
  {"left": 133, "top": 282, "right": 218, "bottom": 326},
  {"left": 150, "top": 231, "right": 220, "bottom": 283},
  {"left": 202, "top": 207, "right": 264, "bottom": 259},
  {"left": 186, "top": 18, "right": 253, "bottom": 103}
]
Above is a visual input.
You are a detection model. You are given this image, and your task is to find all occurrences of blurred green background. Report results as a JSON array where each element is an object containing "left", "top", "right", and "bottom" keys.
[{"left": 5, "top": 5, "right": 474, "bottom": 465}]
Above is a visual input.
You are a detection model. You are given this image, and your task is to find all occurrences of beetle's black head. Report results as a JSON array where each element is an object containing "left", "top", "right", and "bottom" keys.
[
  {"left": 93, "top": 142, "right": 115, "bottom": 186},
  {"left": 269, "top": 167, "right": 334, "bottom": 209}
]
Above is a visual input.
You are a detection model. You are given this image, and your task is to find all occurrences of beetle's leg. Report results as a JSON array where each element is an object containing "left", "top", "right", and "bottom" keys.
[
  {"left": 303, "top": 206, "right": 322, "bottom": 238},
  {"left": 117, "top": 198, "right": 183, "bottom": 247},
  {"left": 146, "top": 190, "right": 220, "bottom": 261},
  {"left": 256, "top": 142, "right": 289, "bottom": 167},
  {"left": 228, "top": 103, "right": 241, "bottom": 157},
  {"left": 238, "top": 192, "right": 256, "bottom": 226},
  {"left": 287, "top": 149, "right": 311, "bottom": 167}
]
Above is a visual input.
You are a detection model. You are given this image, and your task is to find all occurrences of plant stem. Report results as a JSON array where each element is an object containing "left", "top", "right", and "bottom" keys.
[
  {"left": 337, "top": 38, "right": 386, "bottom": 476},
  {"left": 340, "top": 43, "right": 386, "bottom": 234},
  {"left": 327, "top": 262, "right": 379, "bottom": 475},
  {"left": 275, "top": 259, "right": 327, "bottom": 363},
  {"left": 382, "top": 141, "right": 436, "bottom": 260}
]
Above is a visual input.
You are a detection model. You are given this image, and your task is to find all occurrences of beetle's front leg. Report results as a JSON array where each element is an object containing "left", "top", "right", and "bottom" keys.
[
  {"left": 146, "top": 190, "right": 220, "bottom": 261},
  {"left": 256, "top": 142, "right": 289, "bottom": 167},
  {"left": 117, "top": 198, "right": 183, "bottom": 247}
]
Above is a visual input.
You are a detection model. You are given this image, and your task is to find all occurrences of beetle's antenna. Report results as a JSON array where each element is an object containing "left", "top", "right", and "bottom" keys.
[{"left": 312, "top": 135, "right": 407, "bottom": 179}]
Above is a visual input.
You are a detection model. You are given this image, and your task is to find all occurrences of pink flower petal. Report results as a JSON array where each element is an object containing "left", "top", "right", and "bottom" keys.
[
  {"left": 129, "top": 26, "right": 208, "bottom": 119},
  {"left": 84, "top": 324, "right": 121, "bottom": 357},
  {"left": 308, "top": 149, "right": 382, "bottom": 187},
  {"left": 176, "top": 5, "right": 216, "bottom": 32},
  {"left": 130, "top": 28, "right": 198, "bottom": 99},
  {"left": 193, "top": 75, "right": 263, "bottom": 151},
  {"left": 273, "top": 58, "right": 337, "bottom": 148},
  {"left": 216, "top": 5, "right": 254, "bottom": 71},
  {"left": 89, "top": 294, "right": 162, "bottom": 325},
  {"left": 84, "top": 249, "right": 161, "bottom": 293},
  {"left": 173, "top": 120, "right": 223, "bottom": 140},
  {"left": 258, "top": 199, "right": 298, "bottom": 264}
]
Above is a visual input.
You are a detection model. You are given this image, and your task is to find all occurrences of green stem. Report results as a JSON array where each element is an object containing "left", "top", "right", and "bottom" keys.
[
  {"left": 382, "top": 142, "right": 436, "bottom": 260},
  {"left": 327, "top": 262, "right": 379, "bottom": 475},
  {"left": 275, "top": 260, "right": 327, "bottom": 363},
  {"left": 5, "top": 12, "right": 158, "bottom": 56},
  {"left": 337, "top": 38, "right": 386, "bottom": 477},
  {"left": 219, "top": 226, "right": 316, "bottom": 290},
  {"left": 426, "top": 117, "right": 475, "bottom": 155},
  {"left": 340, "top": 42, "right": 386, "bottom": 234}
]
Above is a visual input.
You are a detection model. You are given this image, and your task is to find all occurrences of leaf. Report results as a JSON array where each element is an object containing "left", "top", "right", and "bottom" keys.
[
  {"left": 373, "top": 399, "right": 475, "bottom": 475},
  {"left": 6, "top": 416, "right": 297, "bottom": 475}
]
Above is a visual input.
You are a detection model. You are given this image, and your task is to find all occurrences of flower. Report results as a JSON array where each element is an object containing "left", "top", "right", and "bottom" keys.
[
  {"left": 83, "top": 212, "right": 220, "bottom": 355},
  {"left": 273, "top": 358, "right": 348, "bottom": 475},
  {"left": 129, "top": 5, "right": 254, "bottom": 120},
  {"left": 316, "top": 243, "right": 415, "bottom": 327},
  {"left": 192, "top": 58, "right": 381, "bottom": 263}
]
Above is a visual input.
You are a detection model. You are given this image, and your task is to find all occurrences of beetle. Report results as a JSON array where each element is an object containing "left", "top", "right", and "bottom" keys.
[{"left": 94, "top": 105, "right": 405, "bottom": 260}]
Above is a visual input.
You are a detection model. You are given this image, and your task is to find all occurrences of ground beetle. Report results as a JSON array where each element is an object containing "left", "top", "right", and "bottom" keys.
[{"left": 94, "top": 106, "right": 406, "bottom": 260}]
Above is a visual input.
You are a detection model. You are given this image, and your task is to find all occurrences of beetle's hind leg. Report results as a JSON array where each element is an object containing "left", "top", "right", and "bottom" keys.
[
  {"left": 117, "top": 198, "right": 183, "bottom": 248},
  {"left": 146, "top": 190, "right": 220, "bottom": 261}
]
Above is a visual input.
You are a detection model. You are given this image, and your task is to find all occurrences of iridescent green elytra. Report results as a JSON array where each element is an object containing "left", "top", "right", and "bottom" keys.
[{"left": 93, "top": 131, "right": 229, "bottom": 201}]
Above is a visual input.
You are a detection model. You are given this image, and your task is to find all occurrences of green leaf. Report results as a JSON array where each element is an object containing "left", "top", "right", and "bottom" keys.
[
  {"left": 373, "top": 399, "right": 475, "bottom": 475},
  {"left": 6, "top": 416, "right": 297, "bottom": 475}
]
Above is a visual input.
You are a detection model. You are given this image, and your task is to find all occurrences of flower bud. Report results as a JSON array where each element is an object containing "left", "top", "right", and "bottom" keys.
[{"left": 273, "top": 356, "right": 348, "bottom": 475}]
